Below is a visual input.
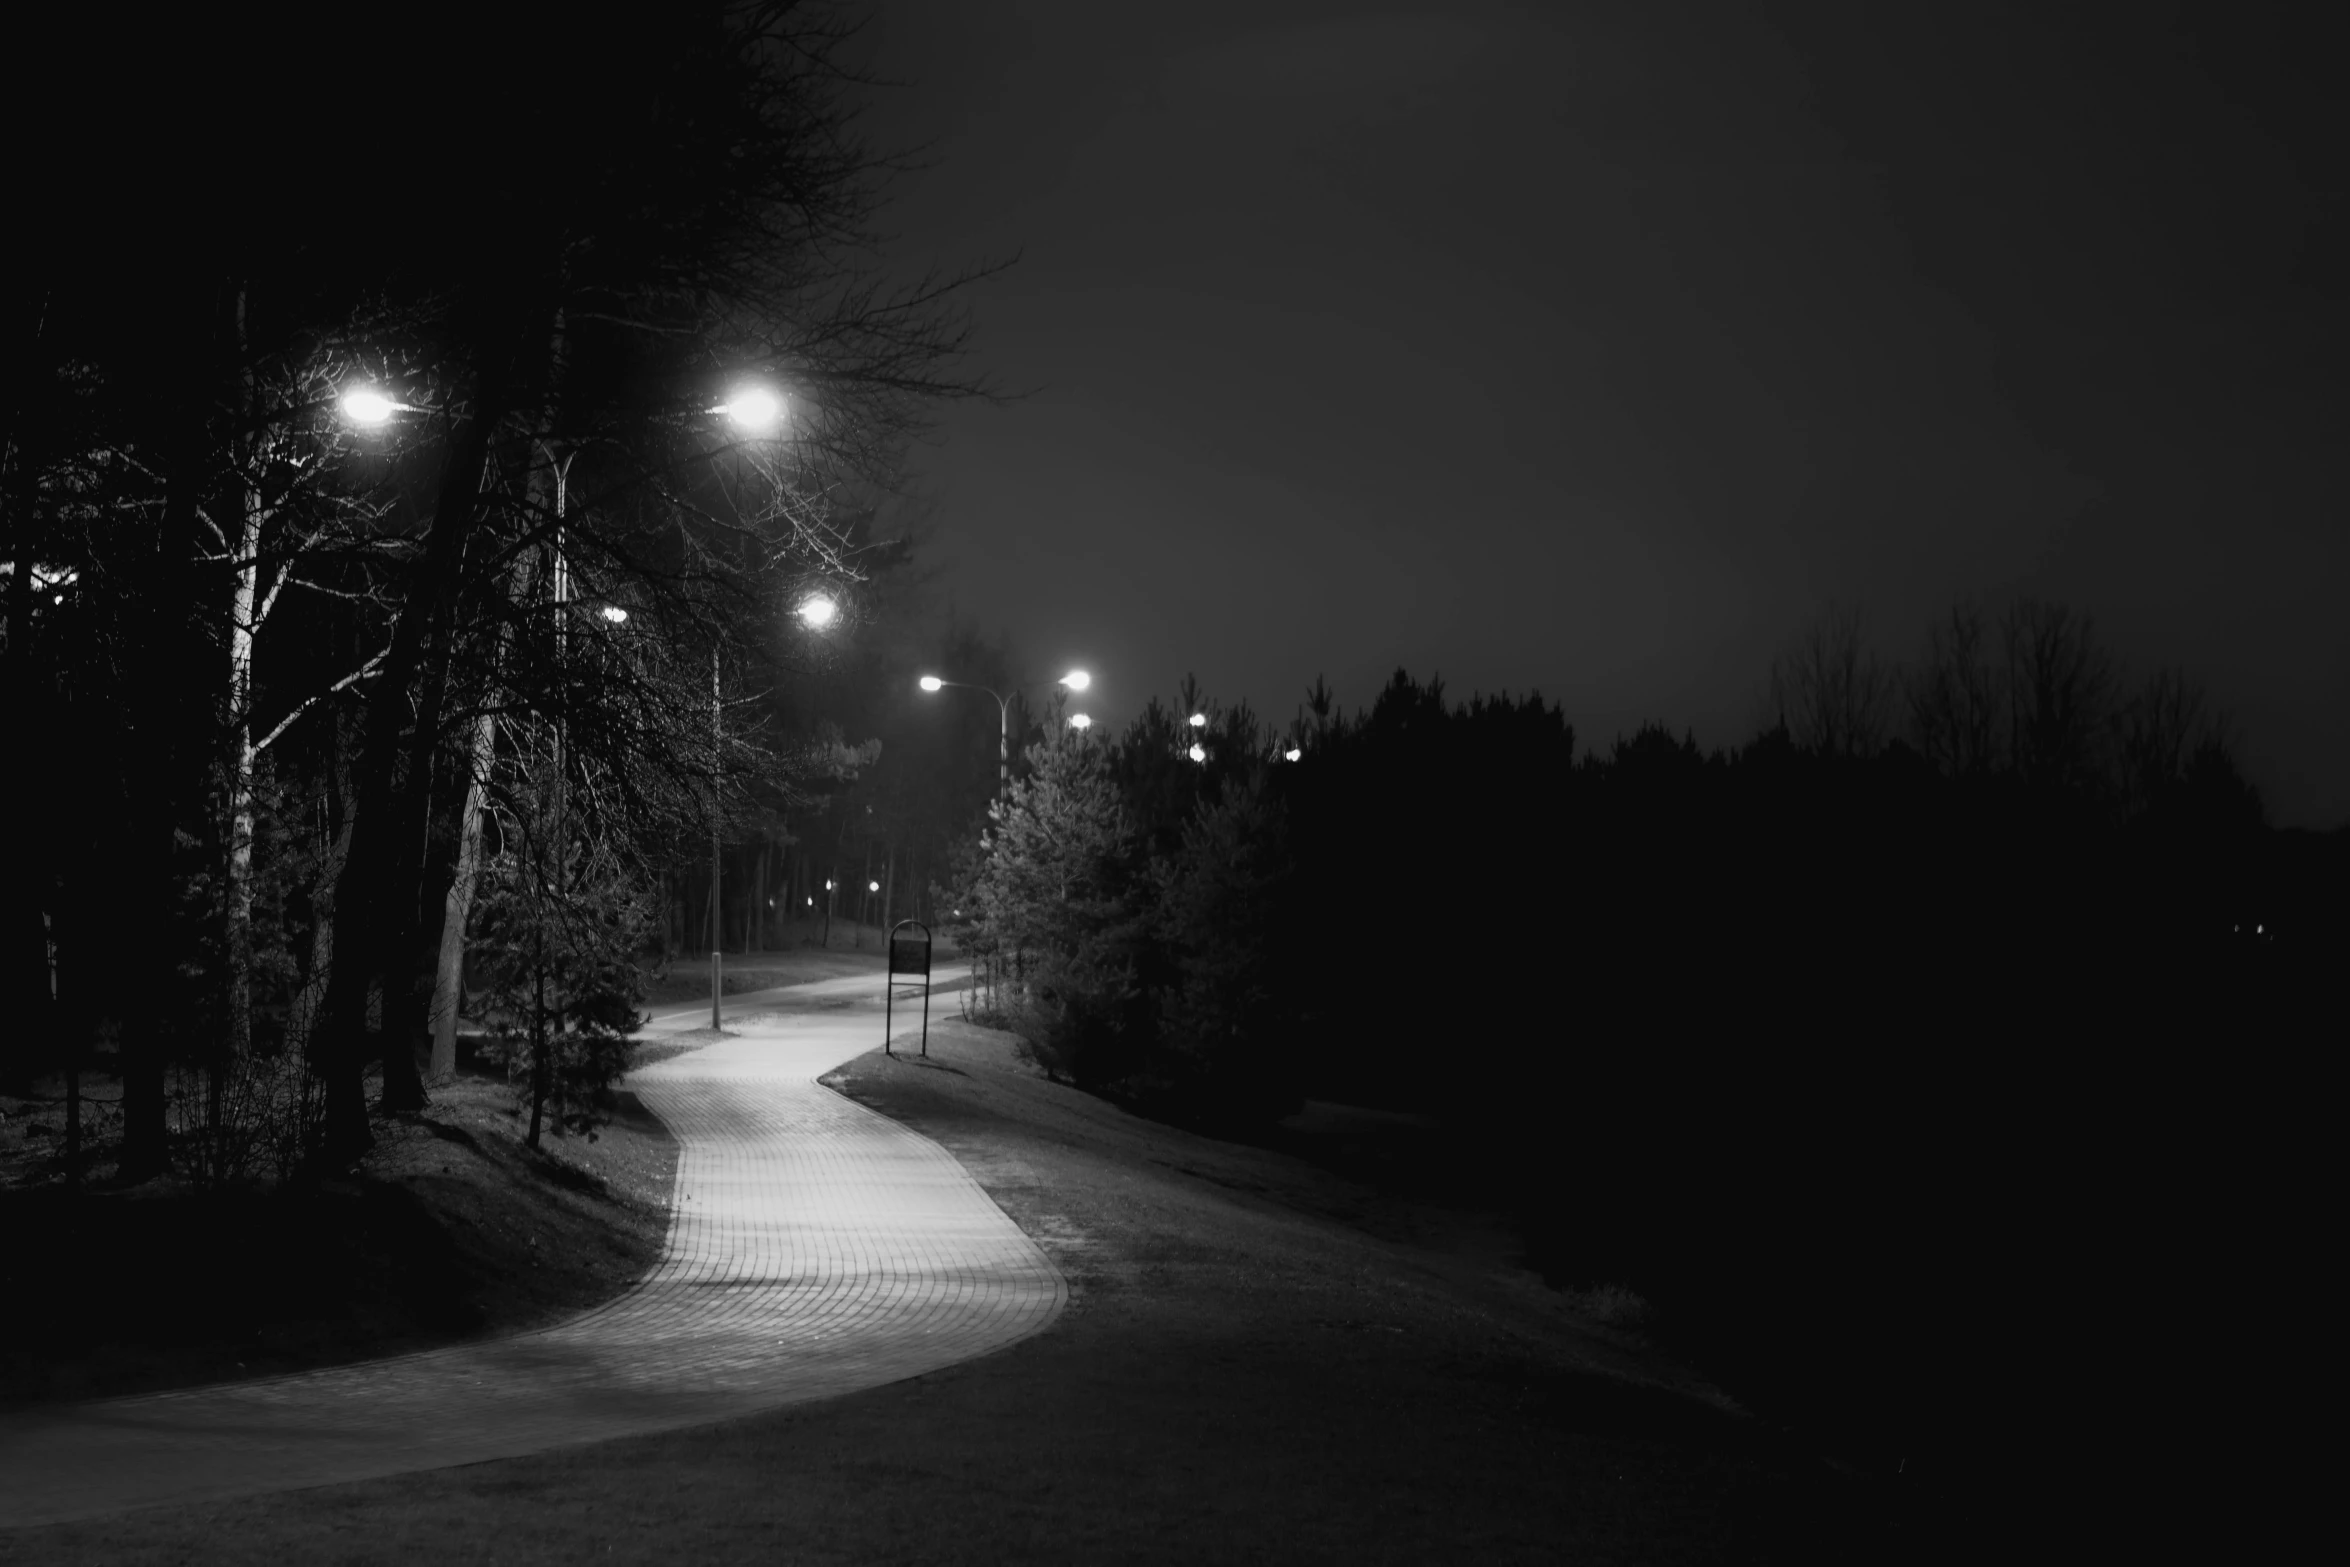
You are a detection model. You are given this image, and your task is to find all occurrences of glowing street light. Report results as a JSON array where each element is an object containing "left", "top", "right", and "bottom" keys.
[
  {"left": 1284, "top": 747, "right": 1303, "bottom": 762},
  {"left": 918, "top": 668, "right": 1096, "bottom": 791},
  {"left": 340, "top": 388, "right": 396, "bottom": 425},
  {"left": 868, "top": 879, "right": 881, "bottom": 893},
  {"left": 337, "top": 387, "right": 418, "bottom": 426},
  {"left": 796, "top": 593, "right": 838, "bottom": 629},
  {"left": 1188, "top": 742, "right": 1207, "bottom": 763},
  {"left": 598, "top": 605, "right": 629, "bottom": 624},
  {"left": 1068, "top": 713, "right": 1092, "bottom": 731},
  {"left": 716, "top": 386, "right": 785, "bottom": 432}
]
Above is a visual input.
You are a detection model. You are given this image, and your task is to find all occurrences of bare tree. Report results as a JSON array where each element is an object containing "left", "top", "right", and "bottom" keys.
[
  {"left": 1769, "top": 602, "right": 1897, "bottom": 760},
  {"left": 2001, "top": 599, "right": 2116, "bottom": 796},
  {"left": 2114, "top": 665, "right": 2207, "bottom": 819},
  {"left": 1906, "top": 602, "right": 2004, "bottom": 777}
]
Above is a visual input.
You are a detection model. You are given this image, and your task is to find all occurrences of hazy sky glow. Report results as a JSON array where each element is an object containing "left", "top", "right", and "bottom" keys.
[{"left": 866, "top": 1, "right": 2346, "bottom": 826}]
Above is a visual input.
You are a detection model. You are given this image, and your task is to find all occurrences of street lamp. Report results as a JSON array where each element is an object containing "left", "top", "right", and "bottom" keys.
[
  {"left": 1284, "top": 747, "right": 1302, "bottom": 762},
  {"left": 336, "top": 386, "right": 428, "bottom": 426},
  {"left": 339, "top": 388, "right": 397, "bottom": 425},
  {"left": 917, "top": 669, "right": 1093, "bottom": 792},
  {"left": 715, "top": 386, "right": 786, "bottom": 433},
  {"left": 709, "top": 591, "right": 836, "bottom": 1026},
  {"left": 1187, "top": 712, "right": 1207, "bottom": 728},
  {"left": 1188, "top": 742, "right": 1207, "bottom": 764},
  {"left": 1068, "top": 713, "right": 1092, "bottom": 731}
]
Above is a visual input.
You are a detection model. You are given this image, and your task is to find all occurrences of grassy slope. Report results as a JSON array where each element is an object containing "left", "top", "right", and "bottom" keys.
[
  {"left": 635, "top": 927, "right": 914, "bottom": 1011},
  {"left": 6, "top": 1019, "right": 1914, "bottom": 1566},
  {"left": 0, "top": 1067, "right": 677, "bottom": 1407}
]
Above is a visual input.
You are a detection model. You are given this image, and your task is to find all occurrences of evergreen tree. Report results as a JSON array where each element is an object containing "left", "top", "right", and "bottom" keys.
[{"left": 964, "top": 735, "right": 1145, "bottom": 1084}]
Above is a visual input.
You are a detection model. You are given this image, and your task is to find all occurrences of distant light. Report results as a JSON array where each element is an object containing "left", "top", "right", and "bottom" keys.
[
  {"left": 1187, "top": 712, "right": 1207, "bottom": 728},
  {"left": 721, "top": 386, "right": 785, "bottom": 432},
  {"left": 599, "top": 605, "right": 629, "bottom": 624},
  {"left": 1285, "top": 747, "right": 1302, "bottom": 762},
  {"left": 919, "top": 675, "right": 944, "bottom": 692},
  {"left": 1068, "top": 713, "right": 1092, "bottom": 731},
  {"left": 797, "top": 594, "right": 838, "bottom": 629},
  {"left": 1060, "top": 670, "right": 1091, "bottom": 691},
  {"left": 339, "top": 388, "right": 397, "bottom": 426},
  {"left": 1188, "top": 743, "right": 1206, "bottom": 763},
  {"left": 806, "top": 896, "right": 813, "bottom": 906},
  {"left": 825, "top": 879, "right": 834, "bottom": 891},
  {"left": 953, "top": 909, "right": 962, "bottom": 917}
]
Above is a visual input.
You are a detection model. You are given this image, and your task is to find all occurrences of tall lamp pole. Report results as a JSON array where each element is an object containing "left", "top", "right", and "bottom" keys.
[
  {"left": 710, "top": 589, "right": 839, "bottom": 1031},
  {"left": 918, "top": 669, "right": 1092, "bottom": 792},
  {"left": 697, "top": 383, "right": 802, "bottom": 1031},
  {"left": 710, "top": 643, "right": 723, "bottom": 1030},
  {"left": 347, "top": 379, "right": 797, "bottom": 1041}
]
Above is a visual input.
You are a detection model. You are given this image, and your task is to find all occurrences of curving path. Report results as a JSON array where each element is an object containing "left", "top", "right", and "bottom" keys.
[{"left": 0, "top": 977, "right": 1065, "bottom": 1528}]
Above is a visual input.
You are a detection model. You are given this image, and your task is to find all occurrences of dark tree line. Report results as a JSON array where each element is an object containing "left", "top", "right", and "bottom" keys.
[
  {"left": 947, "top": 598, "right": 2335, "bottom": 1496},
  {"left": 4, "top": 5, "right": 988, "bottom": 1174}
]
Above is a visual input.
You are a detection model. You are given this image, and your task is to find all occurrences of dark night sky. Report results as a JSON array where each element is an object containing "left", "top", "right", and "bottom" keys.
[{"left": 859, "top": 2, "right": 2346, "bottom": 826}]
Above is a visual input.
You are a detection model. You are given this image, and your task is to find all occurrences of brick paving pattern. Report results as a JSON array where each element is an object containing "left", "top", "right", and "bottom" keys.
[{"left": 0, "top": 988, "right": 1065, "bottom": 1527}]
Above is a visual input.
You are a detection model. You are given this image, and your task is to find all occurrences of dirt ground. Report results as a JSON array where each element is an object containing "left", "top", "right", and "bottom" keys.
[
  {"left": 3, "top": 1017, "right": 1926, "bottom": 1565},
  {"left": 0, "top": 1060, "right": 678, "bottom": 1407}
]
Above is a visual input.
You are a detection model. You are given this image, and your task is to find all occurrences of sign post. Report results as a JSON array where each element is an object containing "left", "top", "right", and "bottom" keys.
[{"left": 885, "top": 919, "right": 932, "bottom": 1059}]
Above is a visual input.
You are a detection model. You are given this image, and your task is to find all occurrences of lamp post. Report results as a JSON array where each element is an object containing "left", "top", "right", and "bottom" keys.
[
  {"left": 347, "top": 378, "right": 799, "bottom": 1037},
  {"left": 709, "top": 643, "right": 722, "bottom": 1029},
  {"left": 917, "top": 669, "right": 1090, "bottom": 792},
  {"left": 707, "top": 587, "right": 838, "bottom": 1028},
  {"left": 701, "top": 386, "right": 801, "bottom": 1030}
]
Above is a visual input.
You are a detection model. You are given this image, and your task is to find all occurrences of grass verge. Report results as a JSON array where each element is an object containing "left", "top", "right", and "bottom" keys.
[
  {"left": 0, "top": 1060, "right": 677, "bottom": 1408},
  {"left": 635, "top": 940, "right": 891, "bottom": 1010}
]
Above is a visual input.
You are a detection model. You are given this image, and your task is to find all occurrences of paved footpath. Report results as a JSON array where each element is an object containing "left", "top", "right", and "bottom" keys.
[{"left": 0, "top": 977, "right": 1065, "bottom": 1528}]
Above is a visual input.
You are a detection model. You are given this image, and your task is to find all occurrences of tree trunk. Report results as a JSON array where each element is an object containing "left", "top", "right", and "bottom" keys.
[
  {"left": 119, "top": 293, "right": 219, "bottom": 1183},
  {"left": 315, "top": 308, "right": 526, "bottom": 1161},
  {"left": 219, "top": 285, "right": 269, "bottom": 1128},
  {"left": 427, "top": 710, "right": 495, "bottom": 1084},
  {"left": 223, "top": 452, "right": 262, "bottom": 1115},
  {"left": 821, "top": 856, "right": 834, "bottom": 948},
  {"left": 2, "top": 304, "right": 53, "bottom": 1093},
  {"left": 526, "top": 916, "right": 548, "bottom": 1150},
  {"left": 856, "top": 840, "right": 872, "bottom": 947},
  {"left": 754, "top": 838, "right": 769, "bottom": 951}
]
